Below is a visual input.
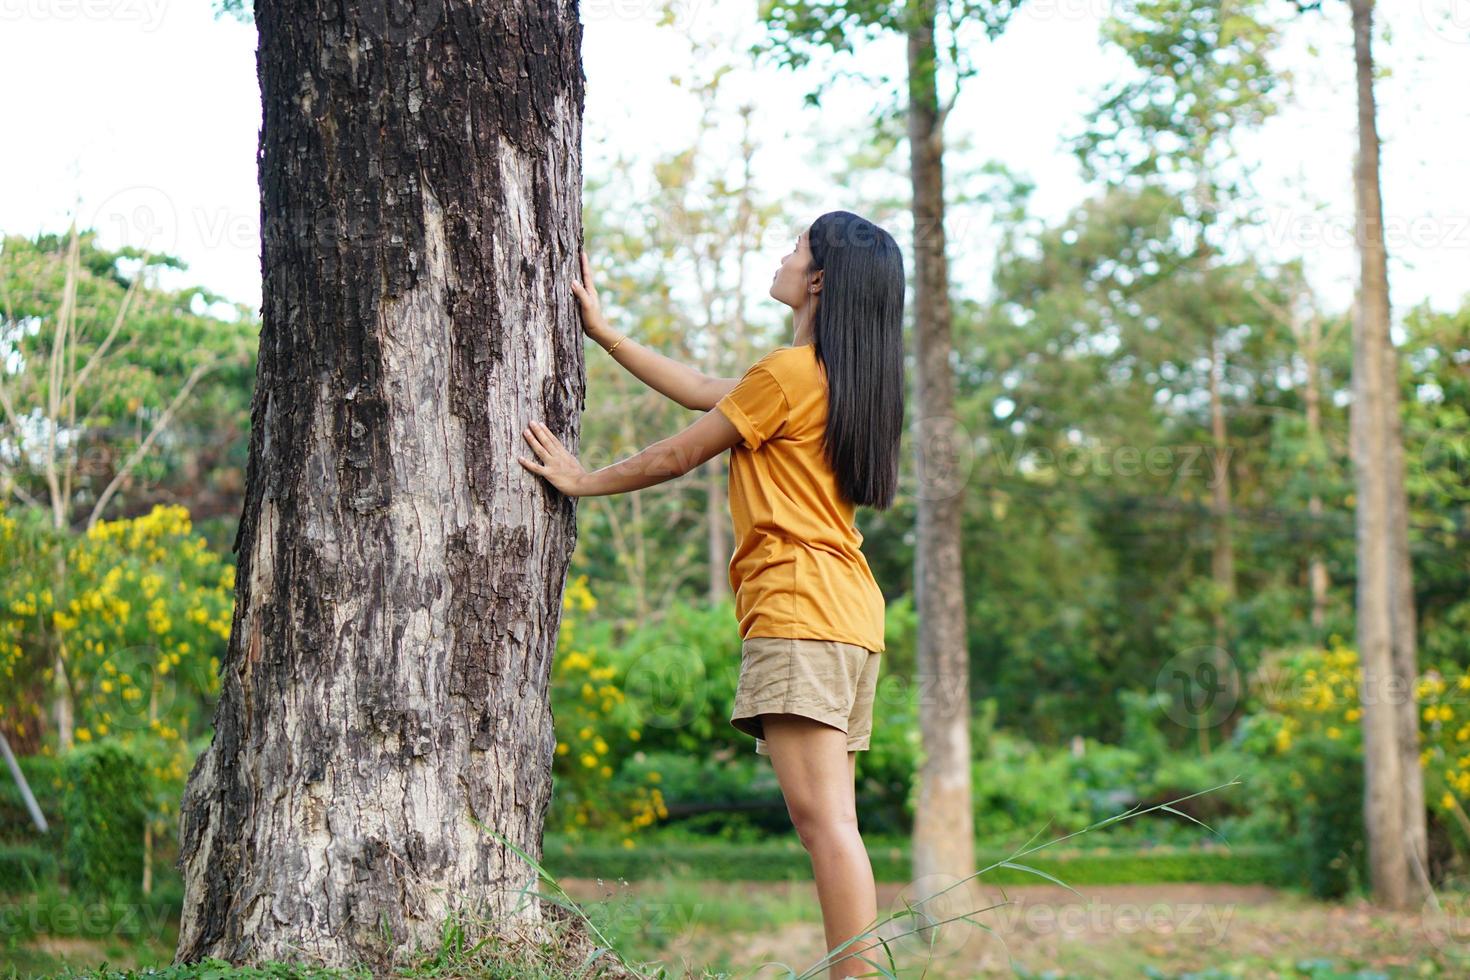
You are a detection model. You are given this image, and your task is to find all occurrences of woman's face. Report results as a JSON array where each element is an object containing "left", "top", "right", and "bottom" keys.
[{"left": 769, "top": 226, "right": 821, "bottom": 309}]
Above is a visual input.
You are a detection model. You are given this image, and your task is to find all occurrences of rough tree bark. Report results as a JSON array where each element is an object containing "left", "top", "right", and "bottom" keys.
[
  {"left": 174, "top": 0, "right": 588, "bottom": 968},
  {"left": 906, "top": 0, "right": 976, "bottom": 923}
]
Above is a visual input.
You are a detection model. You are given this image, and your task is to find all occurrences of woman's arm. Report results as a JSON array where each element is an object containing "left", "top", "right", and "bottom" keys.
[
  {"left": 571, "top": 249, "right": 733, "bottom": 411},
  {"left": 518, "top": 406, "right": 745, "bottom": 497},
  {"left": 601, "top": 336, "right": 737, "bottom": 411}
]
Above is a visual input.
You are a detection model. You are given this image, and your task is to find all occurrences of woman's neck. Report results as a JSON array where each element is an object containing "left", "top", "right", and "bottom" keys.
[{"left": 792, "top": 303, "right": 817, "bottom": 346}]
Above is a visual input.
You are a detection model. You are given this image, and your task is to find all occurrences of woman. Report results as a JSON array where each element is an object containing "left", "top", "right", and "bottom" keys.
[{"left": 518, "top": 210, "right": 905, "bottom": 979}]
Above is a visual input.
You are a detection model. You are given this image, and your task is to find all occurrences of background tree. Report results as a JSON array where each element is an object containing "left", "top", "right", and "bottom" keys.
[
  {"left": 756, "top": 0, "right": 1026, "bottom": 921},
  {"left": 1284, "top": 0, "right": 1425, "bottom": 908},
  {"left": 1071, "top": 0, "right": 1285, "bottom": 669}
]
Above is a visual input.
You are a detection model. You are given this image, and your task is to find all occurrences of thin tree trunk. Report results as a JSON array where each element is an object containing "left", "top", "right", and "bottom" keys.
[
  {"left": 906, "top": 0, "right": 976, "bottom": 927},
  {"left": 1303, "top": 309, "right": 1329, "bottom": 630},
  {"left": 1208, "top": 335, "right": 1234, "bottom": 658},
  {"left": 1353, "top": 0, "right": 1427, "bottom": 898},
  {"left": 175, "top": 1, "right": 588, "bottom": 968},
  {"left": 1349, "top": 0, "right": 1411, "bottom": 911}
]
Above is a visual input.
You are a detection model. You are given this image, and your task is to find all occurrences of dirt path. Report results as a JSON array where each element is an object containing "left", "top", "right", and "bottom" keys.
[{"left": 559, "top": 877, "right": 1467, "bottom": 978}]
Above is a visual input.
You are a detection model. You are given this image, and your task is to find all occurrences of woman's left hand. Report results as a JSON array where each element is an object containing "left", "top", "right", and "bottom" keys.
[{"left": 518, "top": 421, "right": 588, "bottom": 496}]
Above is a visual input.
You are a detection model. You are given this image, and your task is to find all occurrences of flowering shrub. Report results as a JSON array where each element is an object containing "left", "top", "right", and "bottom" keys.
[
  {"left": 1, "top": 502, "right": 234, "bottom": 890},
  {"left": 549, "top": 574, "right": 666, "bottom": 846},
  {"left": 0, "top": 502, "right": 232, "bottom": 765},
  {"left": 1235, "top": 637, "right": 1470, "bottom": 894}
]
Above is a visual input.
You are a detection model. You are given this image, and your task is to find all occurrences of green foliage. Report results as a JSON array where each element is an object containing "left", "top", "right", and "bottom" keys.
[
  {"left": 1228, "top": 646, "right": 1399, "bottom": 899},
  {"left": 0, "top": 842, "right": 58, "bottom": 888},
  {"left": 541, "top": 831, "right": 1293, "bottom": 886},
  {"left": 0, "top": 230, "right": 257, "bottom": 539},
  {"left": 1400, "top": 300, "right": 1470, "bottom": 668},
  {"left": 59, "top": 739, "right": 150, "bottom": 901},
  {"left": 1292, "top": 730, "right": 1368, "bottom": 899},
  {"left": 548, "top": 580, "right": 921, "bottom": 841}
]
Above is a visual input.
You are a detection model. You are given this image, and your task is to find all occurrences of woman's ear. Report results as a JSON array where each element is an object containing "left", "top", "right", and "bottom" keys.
[{"left": 809, "top": 269, "right": 823, "bottom": 294}]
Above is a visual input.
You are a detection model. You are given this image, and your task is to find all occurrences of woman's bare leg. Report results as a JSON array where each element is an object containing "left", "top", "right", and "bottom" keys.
[{"left": 761, "top": 712, "right": 879, "bottom": 979}]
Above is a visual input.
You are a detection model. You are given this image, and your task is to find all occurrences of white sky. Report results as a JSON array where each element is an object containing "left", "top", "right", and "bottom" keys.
[{"left": 0, "top": 0, "right": 1466, "bottom": 327}]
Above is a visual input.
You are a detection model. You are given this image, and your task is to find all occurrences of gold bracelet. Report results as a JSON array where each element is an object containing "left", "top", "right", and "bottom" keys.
[{"left": 605, "top": 333, "right": 628, "bottom": 354}]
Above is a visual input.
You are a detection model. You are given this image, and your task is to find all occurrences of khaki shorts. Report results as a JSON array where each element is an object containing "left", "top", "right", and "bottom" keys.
[{"left": 729, "top": 636, "right": 882, "bottom": 756}]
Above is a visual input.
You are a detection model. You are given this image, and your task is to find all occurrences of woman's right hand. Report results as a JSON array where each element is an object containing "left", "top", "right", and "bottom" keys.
[{"left": 570, "top": 248, "right": 616, "bottom": 348}]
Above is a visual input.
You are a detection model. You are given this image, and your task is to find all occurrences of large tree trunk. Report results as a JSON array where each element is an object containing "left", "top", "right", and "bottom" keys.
[
  {"left": 174, "top": 1, "right": 587, "bottom": 968},
  {"left": 1347, "top": 0, "right": 1427, "bottom": 904},
  {"left": 906, "top": 0, "right": 976, "bottom": 931},
  {"left": 1349, "top": 0, "right": 1412, "bottom": 911}
]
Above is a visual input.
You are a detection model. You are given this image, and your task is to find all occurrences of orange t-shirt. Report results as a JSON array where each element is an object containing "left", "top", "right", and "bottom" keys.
[{"left": 714, "top": 343, "right": 886, "bottom": 654}]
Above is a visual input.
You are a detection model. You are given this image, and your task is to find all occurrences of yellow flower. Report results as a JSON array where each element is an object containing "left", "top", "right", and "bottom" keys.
[
  {"left": 593, "top": 737, "right": 608, "bottom": 755},
  {"left": 648, "top": 771, "right": 661, "bottom": 783},
  {"left": 556, "top": 742, "right": 569, "bottom": 756},
  {"left": 1443, "top": 792, "right": 1457, "bottom": 811},
  {"left": 580, "top": 753, "right": 597, "bottom": 769},
  {"left": 76, "top": 727, "right": 92, "bottom": 742},
  {"left": 579, "top": 726, "right": 593, "bottom": 741},
  {"left": 1326, "top": 727, "right": 1340, "bottom": 740},
  {"left": 629, "top": 729, "right": 641, "bottom": 741},
  {"left": 621, "top": 837, "right": 635, "bottom": 850}
]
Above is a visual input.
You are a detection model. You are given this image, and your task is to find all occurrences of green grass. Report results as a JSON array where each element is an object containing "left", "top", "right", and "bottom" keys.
[{"left": 18, "top": 772, "right": 1404, "bottom": 980}]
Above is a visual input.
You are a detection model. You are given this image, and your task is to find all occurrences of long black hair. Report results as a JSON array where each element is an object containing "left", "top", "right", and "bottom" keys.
[{"left": 806, "top": 210, "right": 905, "bottom": 511}]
